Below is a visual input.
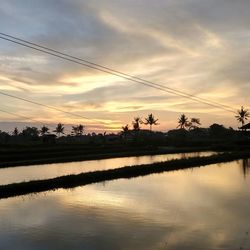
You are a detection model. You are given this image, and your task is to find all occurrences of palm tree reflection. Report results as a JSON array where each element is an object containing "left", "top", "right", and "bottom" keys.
[{"left": 242, "top": 159, "right": 250, "bottom": 178}]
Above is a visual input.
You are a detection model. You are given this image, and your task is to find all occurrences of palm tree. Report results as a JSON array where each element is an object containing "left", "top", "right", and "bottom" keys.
[
  {"left": 121, "top": 124, "right": 129, "bottom": 138},
  {"left": 189, "top": 118, "right": 201, "bottom": 130},
  {"left": 54, "top": 123, "right": 65, "bottom": 137},
  {"left": 72, "top": 124, "right": 85, "bottom": 136},
  {"left": 235, "top": 106, "right": 250, "bottom": 129},
  {"left": 122, "top": 124, "right": 129, "bottom": 133},
  {"left": 177, "top": 114, "right": 189, "bottom": 129},
  {"left": 78, "top": 124, "right": 84, "bottom": 135},
  {"left": 71, "top": 126, "right": 78, "bottom": 136},
  {"left": 132, "top": 117, "right": 142, "bottom": 131},
  {"left": 40, "top": 125, "right": 49, "bottom": 136},
  {"left": 144, "top": 113, "right": 159, "bottom": 131}
]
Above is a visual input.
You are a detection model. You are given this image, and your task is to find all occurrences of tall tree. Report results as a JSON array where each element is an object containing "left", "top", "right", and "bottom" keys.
[
  {"left": 40, "top": 125, "right": 49, "bottom": 136},
  {"left": 144, "top": 113, "right": 159, "bottom": 131},
  {"left": 235, "top": 106, "right": 250, "bottom": 129},
  {"left": 54, "top": 123, "right": 65, "bottom": 137},
  {"left": 177, "top": 114, "right": 189, "bottom": 129},
  {"left": 132, "top": 117, "right": 142, "bottom": 131}
]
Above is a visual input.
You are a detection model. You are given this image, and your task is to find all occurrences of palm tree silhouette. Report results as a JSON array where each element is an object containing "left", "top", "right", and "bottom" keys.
[
  {"left": 144, "top": 113, "right": 159, "bottom": 131},
  {"left": 121, "top": 124, "right": 129, "bottom": 139},
  {"left": 71, "top": 126, "right": 78, "bottom": 136},
  {"left": 132, "top": 117, "right": 142, "bottom": 131},
  {"left": 235, "top": 106, "right": 250, "bottom": 129},
  {"left": 78, "top": 124, "right": 84, "bottom": 135},
  {"left": 72, "top": 124, "right": 85, "bottom": 136},
  {"left": 177, "top": 114, "right": 189, "bottom": 129},
  {"left": 189, "top": 118, "right": 201, "bottom": 130},
  {"left": 54, "top": 123, "right": 65, "bottom": 137},
  {"left": 40, "top": 125, "right": 49, "bottom": 136},
  {"left": 122, "top": 124, "right": 129, "bottom": 133}
]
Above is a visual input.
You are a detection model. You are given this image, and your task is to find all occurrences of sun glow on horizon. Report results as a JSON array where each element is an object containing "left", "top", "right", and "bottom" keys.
[{"left": 0, "top": 1, "right": 249, "bottom": 132}]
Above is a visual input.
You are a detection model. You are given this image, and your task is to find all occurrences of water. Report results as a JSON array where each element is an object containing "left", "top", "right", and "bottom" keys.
[
  {"left": 0, "top": 151, "right": 213, "bottom": 185},
  {"left": 0, "top": 157, "right": 250, "bottom": 249}
]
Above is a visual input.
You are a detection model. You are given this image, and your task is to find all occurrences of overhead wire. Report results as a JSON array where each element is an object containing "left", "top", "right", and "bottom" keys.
[
  {"left": 0, "top": 108, "right": 42, "bottom": 124},
  {"left": 0, "top": 91, "right": 107, "bottom": 125},
  {"left": 0, "top": 32, "right": 236, "bottom": 113},
  {"left": 0, "top": 33, "right": 237, "bottom": 114}
]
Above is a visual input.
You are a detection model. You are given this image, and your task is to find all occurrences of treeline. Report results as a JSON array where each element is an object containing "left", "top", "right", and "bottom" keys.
[{"left": 0, "top": 110, "right": 249, "bottom": 146}]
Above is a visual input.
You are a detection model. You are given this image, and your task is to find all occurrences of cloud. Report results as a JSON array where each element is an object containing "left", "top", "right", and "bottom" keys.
[{"left": 0, "top": 0, "right": 249, "bottom": 131}]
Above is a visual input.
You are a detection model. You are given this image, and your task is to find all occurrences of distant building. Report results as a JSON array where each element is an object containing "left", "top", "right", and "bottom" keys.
[{"left": 239, "top": 123, "right": 250, "bottom": 130}]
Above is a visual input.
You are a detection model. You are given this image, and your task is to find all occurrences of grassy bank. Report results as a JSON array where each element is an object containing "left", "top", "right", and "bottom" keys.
[
  {"left": 0, "top": 145, "right": 214, "bottom": 168},
  {"left": 1, "top": 151, "right": 250, "bottom": 199}
]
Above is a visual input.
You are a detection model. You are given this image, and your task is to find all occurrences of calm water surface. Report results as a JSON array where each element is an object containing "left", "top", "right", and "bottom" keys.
[
  {"left": 0, "top": 157, "right": 250, "bottom": 250},
  {"left": 0, "top": 151, "right": 213, "bottom": 185}
]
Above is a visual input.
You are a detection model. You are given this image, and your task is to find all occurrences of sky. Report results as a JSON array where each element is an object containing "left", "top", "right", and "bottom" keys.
[{"left": 0, "top": 0, "right": 250, "bottom": 133}]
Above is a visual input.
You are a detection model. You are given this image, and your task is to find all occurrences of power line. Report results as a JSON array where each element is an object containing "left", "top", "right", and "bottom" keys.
[
  {"left": 0, "top": 34, "right": 236, "bottom": 113},
  {"left": 0, "top": 108, "right": 42, "bottom": 124},
  {"left": 0, "top": 91, "right": 107, "bottom": 125},
  {"left": 0, "top": 32, "right": 235, "bottom": 113},
  {"left": 0, "top": 33, "right": 237, "bottom": 114}
]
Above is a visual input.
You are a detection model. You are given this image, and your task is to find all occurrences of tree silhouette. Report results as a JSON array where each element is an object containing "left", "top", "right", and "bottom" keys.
[
  {"left": 189, "top": 118, "right": 201, "bottom": 130},
  {"left": 40, "top": 125, "right": 49, "bottom": 136},
  {"left": 209, "top": 123, "right": 228, "bottom": 137},
  {"left": 235, "top": 106, "right": 250, "bottom": 129},
  {"left": 12, "top": 127, "right": 19, "bottom": 136},
  {"left": 144, "top": 113, "right": 159, "bottom": 131},
  {"left": 21, "top": 126, "right": 39, "bottom": 138},
  {"left": 121, "top": 124, "right": 129, "bottom": 139},
  {"left": 122, "top": 124, "right": 129, "bottom": 133},
  {"left": 78, "top": 124, "right": 84, "bottom": 135},
  {"left": 54, "top": 123, "right": 65, "bottom": 137},
  {"left": 177, "top": 114, "right": 189, "bottom": 129},
  {"left": 132, "top": 117, "right": 143, "bottom": 131},
  {"left": 71, "top": 126, "right": 78, "bottom": 136},
  {"left": 71, "top": 124, "right": 84, "bottom": 136}
]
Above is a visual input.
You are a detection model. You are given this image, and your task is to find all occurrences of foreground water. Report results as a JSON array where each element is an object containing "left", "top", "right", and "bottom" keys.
[
  {"left": 0, "top": 157, "right": 250, "bottom": 249},
  {"left": 0, "top": 151, "right": 214, "bottom": 185}
]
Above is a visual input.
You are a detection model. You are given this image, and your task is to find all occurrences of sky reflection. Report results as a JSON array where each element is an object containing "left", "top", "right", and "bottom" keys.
[
  {"left": 0, "top": 151, "right": 213, "bottom": 185},
  {"left": 0, "top": 160, "right": 250, "bottom": 249}
]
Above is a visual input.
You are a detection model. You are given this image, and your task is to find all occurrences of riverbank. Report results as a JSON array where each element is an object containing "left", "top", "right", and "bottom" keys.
[
  {"left": 1, "top": 143, "right": 249, "bottom": 168},
  {"left": 1, "top": 150, "right": 250, "bottom": 199},
  {"left": 0, "top": 145, "right": 214, "bottom": 168}
]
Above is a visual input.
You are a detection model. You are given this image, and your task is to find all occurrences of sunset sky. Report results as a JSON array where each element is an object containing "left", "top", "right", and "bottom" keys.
[{"left": 0, "top": 0, "right": 250, "bottom": 133}]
